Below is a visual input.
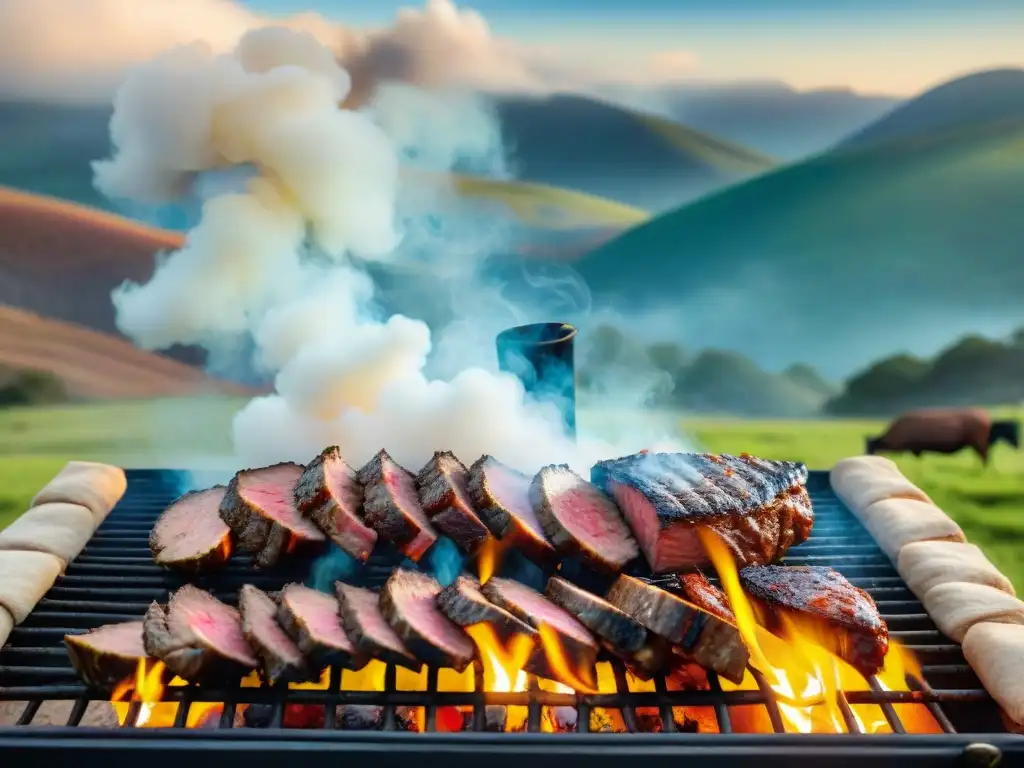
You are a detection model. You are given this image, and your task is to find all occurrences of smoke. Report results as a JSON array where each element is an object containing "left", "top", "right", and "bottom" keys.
[{"left": 97, "top": 27, "right": 684, "bottom": 475}]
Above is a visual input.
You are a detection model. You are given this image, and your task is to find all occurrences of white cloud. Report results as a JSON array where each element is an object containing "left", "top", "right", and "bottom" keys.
[{"left": 0, "top": 0, "right": 698, "bottom": 102}]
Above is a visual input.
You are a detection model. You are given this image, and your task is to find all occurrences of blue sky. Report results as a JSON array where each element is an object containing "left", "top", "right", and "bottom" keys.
[{"left": 239, "top": 0, "right": 1024, "bottom": 94}]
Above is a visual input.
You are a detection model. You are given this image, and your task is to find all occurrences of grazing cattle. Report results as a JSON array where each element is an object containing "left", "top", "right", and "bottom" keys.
[{"left": 865, "top": 408, "right": 1020, "bottom": 465}]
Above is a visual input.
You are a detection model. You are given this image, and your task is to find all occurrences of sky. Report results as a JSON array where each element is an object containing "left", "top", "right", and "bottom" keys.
[{"left": 241, "top": 0, "right": 1024, "bottom": 95}]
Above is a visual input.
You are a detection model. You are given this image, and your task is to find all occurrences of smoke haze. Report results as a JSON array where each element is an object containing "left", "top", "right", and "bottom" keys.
[{"left": 96, "top": 26, "right": 685, "bottom": 475}]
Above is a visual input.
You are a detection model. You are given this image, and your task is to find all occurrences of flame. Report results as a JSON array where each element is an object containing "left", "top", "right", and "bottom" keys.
[
  {"left": 466, "top": 622, "right": 532, "bottom": 730},
  {"left": 476, "top": 536, "right": 512, "bottom": 584},
  {"left": 110, "top": 659, "right": 225, "bottom": 728},
  {"left": 697, "top": 526, "right": 941, "bottom": 734},
  {"left": 536, "top": 624, "right": 598, "bottom": 694}
]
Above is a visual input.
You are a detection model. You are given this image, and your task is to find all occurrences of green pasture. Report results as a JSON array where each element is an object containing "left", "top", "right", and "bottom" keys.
[{"left": 1, "top": 399, "right": 1020, "bottom": 589}]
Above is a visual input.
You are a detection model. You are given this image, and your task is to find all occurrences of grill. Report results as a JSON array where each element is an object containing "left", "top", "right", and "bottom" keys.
[{"left": 1, "top": 468, "right": 1021, "bottom": 767}]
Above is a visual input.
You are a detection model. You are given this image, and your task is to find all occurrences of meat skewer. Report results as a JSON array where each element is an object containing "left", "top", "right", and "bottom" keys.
[
  {"left": 149, "top": 486, "right": 232, "bottom": 574},
  {"left": 469, "top": 455, "right": 557, "bottom": 566},
  {"left": 238, "top": 584, "right": 313, "bottom": 686},
  {"left": 417, "top": 451, "right": 494, "bottom": 556},
  {"left": 277, "top": 583, "right": 367, "bottom": 672},
  {"left": 295, "top": 446, "right": 378, "bottom": 563},
  {"left": 220, "top": 463, "right": 326, "bottom": 568},
  {"left": 359, "top": 450, "right": 438, "bottom": 563},
  {"left": 530, "top": 465, "right": 639, "bottom": 573},
  {"left": 143, "top": 585, "right": 259, "bottom": 683},
  {"left": 591, "top": 452, "right": 813, "bottom": 573}
]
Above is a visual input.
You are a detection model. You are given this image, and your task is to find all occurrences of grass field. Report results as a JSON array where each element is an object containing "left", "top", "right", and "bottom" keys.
[{"left": 1, "top": 399, "right": 1021, "bottom": 590}]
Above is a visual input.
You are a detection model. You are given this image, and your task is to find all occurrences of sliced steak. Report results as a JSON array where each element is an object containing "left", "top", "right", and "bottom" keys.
[
  {"left": 437, "top": 574, "right": 537, "bottom": 643},
  {"left": 530, "top": 465, "right": 638, "bottom": 573},
  {"left": 334, "top": 582, "right": 421, "bottom": 671},
  {"left": 607, "top": 575, "right": 749, "bottom": 683},
  {"left": 482, "top": 576, "right": 598, "bottom": 687},
  {"left": 379, "top": 569, "right": 476, "bottom": 670},
  {"left": 239, "top": 584, "right": 311, "bottom": 686},
  {"left": 295, "top": 447, "right": 377, "bottom": 562},
  {"left": 468, "top": 456, "right": 556, "bottom": 566},
  {"left": 149, "top": 486, "right": 232, "bottom": 574},
  {"left": 65, "top": 621, "right": 149, "bottom": 691},
  {"left": 544, "top": 575, "right": 647, "bottom": 655},
  {"left": 142, "top": 585, "right": 258, "bottom": 683},
  {"left": 416, "top": 451, "right": 493, "bottom": 555},
  {"left": 591, "top": 452, "right": 813, "bottom": 573},
  {"left": 220, "top": 463, "right": 326, "bottom": 568},
  {"left": 277, "top": 583, "right": 366, "bottom": 672},
  {"left": 359, "top": 450, "right": 438, "bottom": 562},
  {"left": 740, "top": 565, "right": 889, "bottom": 676}
]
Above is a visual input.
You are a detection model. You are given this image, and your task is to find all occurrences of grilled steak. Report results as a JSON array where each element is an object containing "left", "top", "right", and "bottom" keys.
[
  {"left": 149, "top": 486, "right": 232, "bottom": 574},
  {"left": 277, "top": 583, "right": 366, "bottom": 672},
  {"left": 379, "top": 569, "right": 476, "bottom": 670},
  {"left": 544, "top": 575, "right": 646, "bottom": 655},
  {"left": 220, "top": 463, "right": 326, "bottom": 568},
  {"left": 437, "top": 574, "right": 536, "bottom": 641},
  {"left": 606, "top": 574, "right": 749, "bottom": 683},
  {"left": 530, "top": 465, "right": 639, "bottom": 573},
  {"left": 468, "top": 456, "right": 556, "bottom": 566},
  {"left": 482, "top": 576, "right": 598, "bottom": 687},
  {"left": 295, "top": 447, "right": 377, "bottom": 562},
  {"left": 591, "top": 452, "right": 813, "bottom": 573},
  {"left": 65, "top": 621, "right": 150, "bottom": 691},
  {"left": 143, "top": 585, "right": 258, "bottom": 683},
  {"left": 417, "top": 451, "right": 493, "bottom": 555},
  {"left": 359, "top": 450, "right": 438, "bottom": 562},
  {"left": 334, "top": 582, "right": 421, "bottom": 671},
  {"left": 239, "top": 585, "right": 311, "bottom": 686},
  {"left": 740, "top": 565, "right": 889, "bottom": 676}
]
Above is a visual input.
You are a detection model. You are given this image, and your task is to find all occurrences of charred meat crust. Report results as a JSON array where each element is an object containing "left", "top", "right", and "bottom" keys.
[
  {"left": 148, "top": 486, "right": 232, "bottom": 575},
  {"left": 529, "top": 464, "right": 639, "bottom": 573},
  {"left": 334, "top": 582, "right": 422, "bottom": 672},
  {"left": 467, "top": 455, "right": 557, "bottom": 565},
  {"left": 416, "top": 451, "right": 493, "bottom": 556},
  {"left": 378, "top": 569, "right": 476, "bottom": 671},
  {"left": 436, "top": 574, "right": 537, "bottom": 642},
  {"left": 294, "top": 447, "right": 377, "bottom": 563},
  {"left": 276, "top": 583, "right": 367, "bottom": 672},
  {"left": 544, "top": 575, "right": 647, "bottom": 655},
  {"left": 142, "top": 593, "right": 257, "bottom": 684},
  {"left": 219, "top": 462, "right": 325, "bottom": 569},
  {"left": 359, "top": 450, "right": 438, "bottom": 563},
  {"left": 64, "top": 621, "right": 151, "bottom": 692},
  {"left": 238, "top": 585, "right": 312, "bottom": 686},
  {"left": 740, "top": 565, "right": 889, "bottom": 676}
]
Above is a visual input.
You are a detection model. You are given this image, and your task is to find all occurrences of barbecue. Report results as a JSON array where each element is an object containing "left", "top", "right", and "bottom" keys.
[{"left": 1, "top": 460, "right": 1022, "bottom": 768}]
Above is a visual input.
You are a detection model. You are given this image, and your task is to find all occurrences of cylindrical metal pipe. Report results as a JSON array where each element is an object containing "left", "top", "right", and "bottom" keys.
[{"left": 495, "top": 322, "right": 577, "bottom": 440}]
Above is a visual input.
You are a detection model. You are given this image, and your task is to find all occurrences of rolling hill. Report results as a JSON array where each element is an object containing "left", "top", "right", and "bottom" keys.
[
  {"left": 493, "top": 93, "right": 777, "bottom": 212},
  {"left": 835, "top": 68, "right": 1024, "bottom": 152},
  {"left": 573, "top": 75, "right": 1024, "bottom": 377},
  {"left": 0, "top": 305, "right": 250, "bottom": 400}
]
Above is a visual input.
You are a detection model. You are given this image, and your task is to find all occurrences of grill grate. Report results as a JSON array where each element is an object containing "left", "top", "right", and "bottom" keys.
[{"left": 1, "top": 469, "right": 1022, "bottom": 766}]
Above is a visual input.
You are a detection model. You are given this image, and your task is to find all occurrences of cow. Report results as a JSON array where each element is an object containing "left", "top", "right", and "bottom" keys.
[{"left": 865, "top": 408, "right": 1020, "bottom": 465}]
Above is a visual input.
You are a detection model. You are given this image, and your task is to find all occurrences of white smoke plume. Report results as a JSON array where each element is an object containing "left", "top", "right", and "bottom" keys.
[{"left": 97, "top": 26, "right": 679, "bottom": 474}]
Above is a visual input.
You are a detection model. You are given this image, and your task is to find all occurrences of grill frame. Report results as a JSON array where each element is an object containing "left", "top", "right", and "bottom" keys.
[{"left": 1, "top": 468, "right": 1023, "bottom": 767}]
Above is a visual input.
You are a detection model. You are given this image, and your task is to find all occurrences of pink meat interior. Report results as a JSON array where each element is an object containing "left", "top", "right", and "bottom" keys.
[
  {"left": 394, "top": 575, "right": 474, "bottom": 658},
  {"left": 240, "top": 464, "right": 325, "bottom": 540},
  {"left": 325, "top": 456, "right": 364, "bottom": 515},
  {"left": 488, "top": 463, "right": 546, "bottom": 539},
  {"left": 170, "top": 586, "right": 259, "bottom": 666},
  {"left": 343, "top": 585, "right": 410, "bottom": 655},
  {"left": 241, "top": 587, "right": 304, "bottom": 665},
  {"left": 78, "top": 620, "right": 147, "bottom": 657},
  {"left": 156, "top": 487, "right": 230, "bottom": 561},
  {"left": 612, "top": 482, "right": 705, "bottom": 572},
  {"left": 494, "top": 578, "right": 592, "bottom": 645},
  {"left": 284, "top": 585, "right": 355, "bottom": 652},
  {"left": 383, "top": 461, "right": 432, "bottom": 526},
  {"left": 545, "top": 471, "right": 638, "bottom": 565}
]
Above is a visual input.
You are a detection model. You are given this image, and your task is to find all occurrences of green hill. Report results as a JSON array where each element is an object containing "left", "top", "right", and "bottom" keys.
[{"left": 574, "top": 108, "right": 1024, "bottom": 375}]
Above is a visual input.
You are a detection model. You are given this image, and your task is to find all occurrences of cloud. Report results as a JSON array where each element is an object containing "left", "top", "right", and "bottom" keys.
[{"left": 0, "top": 0, "right": 698, "bottom": 102}]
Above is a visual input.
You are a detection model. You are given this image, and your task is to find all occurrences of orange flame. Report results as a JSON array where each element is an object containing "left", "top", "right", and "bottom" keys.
[
  {"left": 465, "top": 622, "right": 532, "bottom": 730},
  {"left": 110, "top": 659, "right": 225, "bottom": 728},
  {"left": 697, "top": 526, "right": 941, "bottom": 734},
  {"left": 476, "top": 536, "right": 513, "bottom": 584}
]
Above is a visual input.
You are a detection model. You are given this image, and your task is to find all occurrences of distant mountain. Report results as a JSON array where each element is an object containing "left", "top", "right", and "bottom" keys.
[
  {"left": 645, "top": 81, "right": 902, "bottom": 161},
  {"left": 836, "top": 68, "right": 1024, "bottom": 153},
  {"left": 492, "top": 93, "right": 777, "bottom": 212},
  {"left": 573, "top": 101, "right": 1024, "bottom": 377}
]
